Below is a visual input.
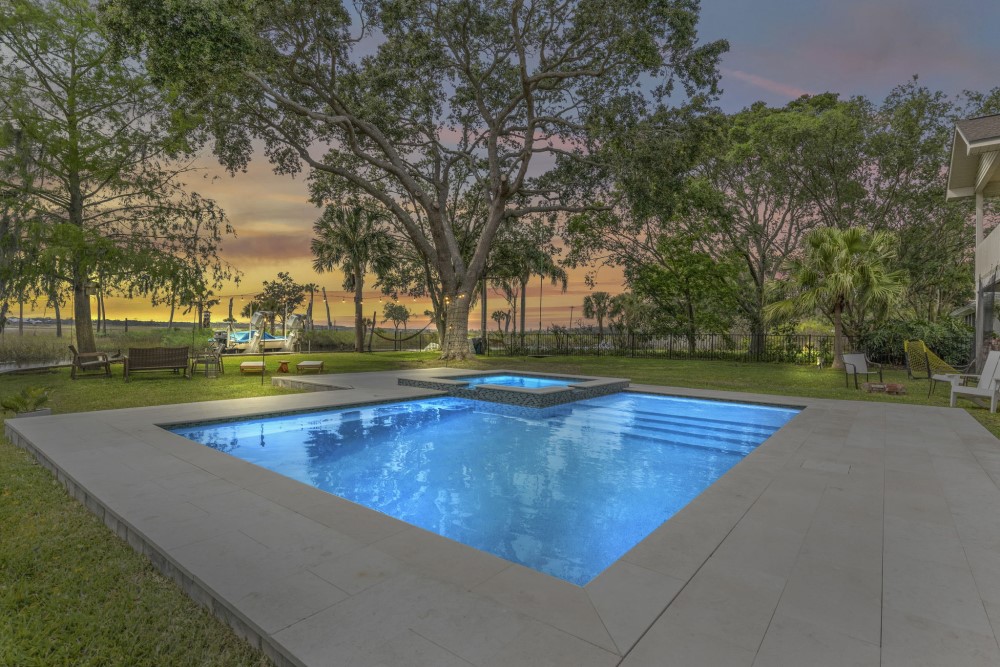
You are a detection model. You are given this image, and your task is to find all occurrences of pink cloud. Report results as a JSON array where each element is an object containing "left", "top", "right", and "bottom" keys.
[
  {"left": 746, "top": 1, "right": 986, "bottom": 98},
  {"left": 722, "top": 68, "right": 811, "bottom": 100}
]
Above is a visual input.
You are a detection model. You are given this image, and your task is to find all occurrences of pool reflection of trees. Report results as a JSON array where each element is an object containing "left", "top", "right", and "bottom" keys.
[
  {"left": 294, "top": 399, "right": 736, "bottom": 583},
  {"left": 176, "top": 395, "right": 788, "bottom": 584}
]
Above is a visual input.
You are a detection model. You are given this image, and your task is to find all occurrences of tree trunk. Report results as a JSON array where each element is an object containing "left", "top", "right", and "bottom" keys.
[
  {"left": 748, "top": 316, "right": 765, "bottom": 361},
  {"left": 353, "top": 269, "right": 365, "bottom": 353},
  {"left": 510, "top": 297, "right": 516, "bottom": 340},
  {"left": 441, "top": 295, "right": 472, "bottom": 360},
  {"left": 519, "top": 277, "right": 527, "bottom": 346},
  {"left": 686, "top": 299, "right": 696, "bottom": 354},
  {"left": 322, "top": 287, "right": 333, "bottom": 329},
  {"left": 97, "top": 291, "right": 105, "bottom": 333},
  {"left": 18, "top": 296, "right": 23, "bottom": 336},
  {"left": 480, "top": 277, "right": 487, "bottom": 338},
  {"left": 831, "top": 300, "right": 845, "bottom": 370},
  {"left": 73, "top": 277, "right": 96, "bottom": 353},
  {"left": 68, "top": 106, "right": 96, "bottom": 351},
  {"left": 53, "top": 296, "right": 62, "bottom": 337}
]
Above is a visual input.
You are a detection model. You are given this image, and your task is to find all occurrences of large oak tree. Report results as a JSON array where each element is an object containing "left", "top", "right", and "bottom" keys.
[{"left": 103, "top": 0, "right": 726, "bottom": 358}]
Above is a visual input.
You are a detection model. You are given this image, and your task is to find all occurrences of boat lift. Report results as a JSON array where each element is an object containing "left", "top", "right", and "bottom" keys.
[
  {"left": 243, "top": 311, "right": 305, "bottom": 354},
  {"left": 245, "top": 311, "right": 272, "bottom": 355}
]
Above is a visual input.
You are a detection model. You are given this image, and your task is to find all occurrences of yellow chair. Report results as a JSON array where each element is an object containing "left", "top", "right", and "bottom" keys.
[{"left": 905, "top": 340, "right": 972, "bottom": 396}]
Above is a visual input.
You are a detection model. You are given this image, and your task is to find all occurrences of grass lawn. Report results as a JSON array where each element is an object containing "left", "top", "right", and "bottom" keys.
[{"left": 2, "top": 351, "right": 996, "bottom": 666}]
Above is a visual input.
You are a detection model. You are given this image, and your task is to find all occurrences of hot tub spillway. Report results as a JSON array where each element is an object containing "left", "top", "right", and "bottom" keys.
[{"left": 398, "top": 372, "right": 630, "bottom": 408}]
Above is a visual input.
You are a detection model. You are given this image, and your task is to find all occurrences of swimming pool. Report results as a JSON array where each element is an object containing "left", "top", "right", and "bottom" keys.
[
  {"left": 462, "top": 374, "right": 578, "bottom": 388},
  {"left": 169, "top": 393, "right": 798, "bottom": 585}
]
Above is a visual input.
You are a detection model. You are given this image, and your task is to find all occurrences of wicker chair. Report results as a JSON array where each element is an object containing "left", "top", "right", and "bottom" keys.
[{"left": 124, "top": 347, "right": 190, "bottom": 381}]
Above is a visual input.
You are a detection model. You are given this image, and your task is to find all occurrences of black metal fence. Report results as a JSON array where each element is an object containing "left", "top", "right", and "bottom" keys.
[
  {"left": 311, "top": 328, "right": 974, "bottom": 368},
  {"left": 484, "top": 331, "right": 855, "bottom": 365}
]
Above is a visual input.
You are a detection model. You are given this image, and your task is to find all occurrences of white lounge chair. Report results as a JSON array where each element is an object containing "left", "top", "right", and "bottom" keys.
[
  {"left": 949, "top": 351, "right": 1000, "bottom": 412},
  {"left": 843, "top": 353, "right": 882, "bottom": 389}
]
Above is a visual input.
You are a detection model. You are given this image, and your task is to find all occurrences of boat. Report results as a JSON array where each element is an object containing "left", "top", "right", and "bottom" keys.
[
  {"left": 214, "top": 314, "right": 306, "bottom": 354},
  {"left": 226, "top": 330, "right": 287, "bottom": 352}
]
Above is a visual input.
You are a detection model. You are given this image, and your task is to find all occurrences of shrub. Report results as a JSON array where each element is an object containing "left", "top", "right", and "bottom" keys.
[
  {"left": 0, "top": 335, "right": 67, "bottom": 365},
  {"left": 1, "top": 386, "right": 51, "bottom": 414},
  {"left": 302, "top": 330, "right": 360, "bottom": 351},
  {"left": 858, "top": 318, "right": 974, "bottom": 367},
  {"left": 100, "top": 326, "right": 215, "bottom": 352}
]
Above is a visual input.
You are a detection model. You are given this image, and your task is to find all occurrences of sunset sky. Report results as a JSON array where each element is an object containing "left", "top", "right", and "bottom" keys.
[{"left": 25, "top": 0, "right": 1000, "bottom": 327}]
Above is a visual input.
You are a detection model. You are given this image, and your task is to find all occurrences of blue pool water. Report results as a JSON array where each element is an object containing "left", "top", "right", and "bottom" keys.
[
  {"left": 169, "top": 393, "right": 798, "bottom": 585},
  {"left": 461, "top": 374, "right": 577, "bottom": 388}
]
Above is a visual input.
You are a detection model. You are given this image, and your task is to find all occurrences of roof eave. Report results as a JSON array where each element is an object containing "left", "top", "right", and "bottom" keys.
[{"left": 948, "top": 129, "right": 971, "bottom": 194}]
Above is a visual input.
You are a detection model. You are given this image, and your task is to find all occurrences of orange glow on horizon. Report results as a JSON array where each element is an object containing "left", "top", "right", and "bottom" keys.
[{"left": 19, "top": 153, "right": 626, "bottom": 328}]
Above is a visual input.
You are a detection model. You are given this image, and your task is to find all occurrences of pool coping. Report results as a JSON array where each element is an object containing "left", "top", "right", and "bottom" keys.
[{"left": 7, "top": 367, "right": 1000, "bottom": 666}]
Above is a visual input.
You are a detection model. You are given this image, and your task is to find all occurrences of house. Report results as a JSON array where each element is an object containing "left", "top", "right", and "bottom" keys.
[
  {"left": 947, "top": 114, "right": 1000, "bottom": 364},
  {"left": 950, "top": 301, "right": 1000, "bottom": 331}
]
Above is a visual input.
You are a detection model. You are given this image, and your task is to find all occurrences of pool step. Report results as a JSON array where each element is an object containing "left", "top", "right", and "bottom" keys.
[
  {"left": 571, "top": 410, "right": 777, "bottom": 445},
  {"left": 576, "top": 401, "right": 789, "bottom": 433},
  {"left": 556, "top": 415, "right": 767, "bottom": 457}
]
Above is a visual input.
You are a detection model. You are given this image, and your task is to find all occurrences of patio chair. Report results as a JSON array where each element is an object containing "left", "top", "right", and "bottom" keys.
[
  {"left": 905, "top": 339, "right": 975, "bottom": 396},
  {"left": 68, "top": 345, "right": 111, "bottom": 379},
  {"left": 843, "top": 353, "right": 882, "bottom": 389},
  {"left": 949, "top": 350, "right": 1000, "bottom": 412},
  {"left": 190, "top": 345, "right": 224, "bottom": 377}
]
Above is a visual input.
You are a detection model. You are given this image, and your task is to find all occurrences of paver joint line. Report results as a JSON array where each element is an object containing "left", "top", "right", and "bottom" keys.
[{"left": 616, "top": 472, "right": 795, "bottom": 664}]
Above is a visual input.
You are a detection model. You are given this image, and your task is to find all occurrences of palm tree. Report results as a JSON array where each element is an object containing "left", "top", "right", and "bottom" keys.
[
  {"left": 519, "top": 254, "right": 567, "bottom": 341},
  {"left": 301, "top": 282, "right": 319, "bottom": 331},
  {"left": 311, "top": 206, "right": 395, "bottom": 352},
  {"left": 582, "top": 291, "right": 613, "bottom": 337},
  {"left": 489, "top": 220, "right": 567, "bottom": 342},
  {"left": 609, "top": 292, "right": 652, "bottom": 335},
  {"left": 767, "top": 227, "right": 906, "bottom": 370},
  {"left": 321, "top": 286, "right": 333, "bottom": 329}
]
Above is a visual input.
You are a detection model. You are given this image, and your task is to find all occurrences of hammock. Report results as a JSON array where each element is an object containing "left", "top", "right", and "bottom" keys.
[
  {"left": 372, "top": 321, "right": 434, "bottom": 342},
  {"left": 904, "top": 340, "right": 961, "bottom": 379}
]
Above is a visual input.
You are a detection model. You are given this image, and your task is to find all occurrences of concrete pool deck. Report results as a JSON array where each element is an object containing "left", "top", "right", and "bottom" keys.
[{"left": 6, "top": 367, "right": 1000, "bottom": 666}]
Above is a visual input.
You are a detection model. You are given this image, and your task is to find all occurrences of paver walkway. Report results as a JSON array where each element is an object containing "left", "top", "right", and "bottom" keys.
[{"left": 7, "top": 368, "right": 1000, "bottom": 666}]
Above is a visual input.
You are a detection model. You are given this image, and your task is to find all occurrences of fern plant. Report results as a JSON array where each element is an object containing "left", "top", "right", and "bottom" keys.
[{"left": 1, "top": 386, "right": 51, "bottom": 415}]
